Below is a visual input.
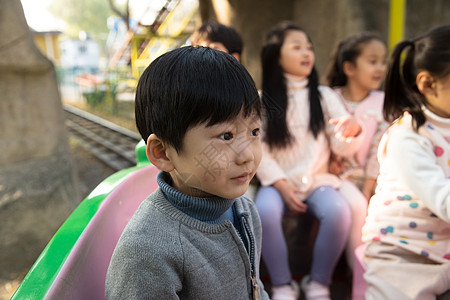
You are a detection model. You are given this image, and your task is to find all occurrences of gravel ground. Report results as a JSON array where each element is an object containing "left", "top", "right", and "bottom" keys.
[
  {"left": 69, "top": 136, "right": 117, "bottom": 199},
  {"left": 0, "top": 136, "right": 117, "bottom": 300}
]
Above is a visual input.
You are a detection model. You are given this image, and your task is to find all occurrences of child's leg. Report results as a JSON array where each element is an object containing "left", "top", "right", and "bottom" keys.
[
  {"left": 305, "top": 186, "right": 351, "bottom": 285},
  {"left": 364, "top": 241, "right": 450, "bottom": 300},
  {"left": 338, "top": 180, "right": 368, "bottom": 269},
  {"left": 255, "top": 186, "right": 291, "bottom": 286}
]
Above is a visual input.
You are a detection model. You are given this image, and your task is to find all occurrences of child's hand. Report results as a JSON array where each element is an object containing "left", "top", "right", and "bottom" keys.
[
  {"left": 273, "top": 179, "right": 308, "bottom": 213},
  {"left": 328, "top": 153, "right": 344, "bottom": 176},
  {"left": 330, "top": 115, "right": 362, "bottom": 139}
]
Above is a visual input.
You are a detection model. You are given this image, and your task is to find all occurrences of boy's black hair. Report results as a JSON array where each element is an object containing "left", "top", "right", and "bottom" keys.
[
  {"left": 384, "top": 24, "right": 450, "bottom": 130},
  {"left": 261, "top": 21, "right": 323, "bottom": 149},
  {"left": 135, "top": 46, "right": 261, "bottom": 152},
  {"left": 190, "top": 21, "right": 243, "bottom": 55},
  {"left": 326, "top": 32, "right": 386, "bottom": 87}
]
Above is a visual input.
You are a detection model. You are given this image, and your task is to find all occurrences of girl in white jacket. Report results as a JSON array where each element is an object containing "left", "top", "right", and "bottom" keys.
[
  {"left": 256, "top": 21, "right": 363, "bottom": 300},
  {"left": 362, "top": 25, "right": 450, "bottom": 300}
]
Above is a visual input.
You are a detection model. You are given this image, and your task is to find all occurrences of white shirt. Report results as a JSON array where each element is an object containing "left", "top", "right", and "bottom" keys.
[
  {"left": 363, "top": 108, "right": 450, "bottom": 263},
  {"left": 256, "top": 74, "right": 363, "bottom": 200}
]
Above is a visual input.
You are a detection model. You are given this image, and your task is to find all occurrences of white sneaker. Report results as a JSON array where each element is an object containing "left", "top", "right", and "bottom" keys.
[
  {"left": 271, "top": 281, "right": 300, "bottom": 300},
  {"left": 300, "top": 275, "right": 330, "bottom": 300}
]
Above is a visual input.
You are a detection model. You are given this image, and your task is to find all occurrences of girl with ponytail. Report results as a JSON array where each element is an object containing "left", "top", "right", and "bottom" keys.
[{"left": 362, "top": 25, "right": 450, "bottom": 299}]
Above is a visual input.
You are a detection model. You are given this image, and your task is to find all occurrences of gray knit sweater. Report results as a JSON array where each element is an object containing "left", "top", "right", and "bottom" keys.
[{"left": 105, "top": 173, "right": 269, "bottom": 299}]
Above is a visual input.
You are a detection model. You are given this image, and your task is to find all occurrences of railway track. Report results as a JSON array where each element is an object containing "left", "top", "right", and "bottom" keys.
[{"left": 64, "top": 104, "right": 142, "bottom": 171}]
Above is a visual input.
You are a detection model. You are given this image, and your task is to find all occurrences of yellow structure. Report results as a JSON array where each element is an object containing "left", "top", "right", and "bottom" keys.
[
  {"left": 31, "top": 29, "right": 62, "bottom": 65},
  {"left": 130, "top": 0, "right": 199, "bottom": 78},
  {"left": 389, "top": 0, "right": 406, "bottom": 50}
]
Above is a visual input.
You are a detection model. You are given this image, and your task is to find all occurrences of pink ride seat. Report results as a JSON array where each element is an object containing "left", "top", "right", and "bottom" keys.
[{"left": 46, "top": 165, "right": 159, "bottom": 299}]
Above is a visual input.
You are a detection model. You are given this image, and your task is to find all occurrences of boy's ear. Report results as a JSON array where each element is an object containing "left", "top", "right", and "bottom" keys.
[
  {"left": 231, "top": 52, "right": 240, "bottom": 62},
  {"left": 146, "top": 134, "right": 174, "bottom": 172},
  {"left": 416, "top": 71, "right": 436, "bottom": 96}
]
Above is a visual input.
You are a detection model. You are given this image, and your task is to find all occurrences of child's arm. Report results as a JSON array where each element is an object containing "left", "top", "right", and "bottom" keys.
[
  {"left": 329, "top": 115, "right": 362, "bottom": 138},
  {"left": 388, "top": 129, "right": 450, "bottom": 222},
  {"left": 328, "top": 114, "right": 364, "bottom": 157},
  {"left": 321, "top": 87, "right": 364, "bottom": 157},
  {"left": 106, "top": 219, "right": 183, "bottom": 299},
  {"left": 256, "top": 144, "right": 288, "bottom": 187},
  {"left": 363, "top": 120, "right": 390, "bottom": 199}
]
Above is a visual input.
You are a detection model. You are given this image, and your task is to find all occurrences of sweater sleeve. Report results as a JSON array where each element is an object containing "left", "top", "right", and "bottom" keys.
[
  {"left": 105, "top": 218, "right": 183, "bottom": 299},
  {"left": 365, "top": 119, "right": 389, "bottom": 179},
  {"left": 388, "top": 128, "right": 450, "bottom": 222},
  {"left": 320, "top": 86, "right": 364, "bottom": 157}
]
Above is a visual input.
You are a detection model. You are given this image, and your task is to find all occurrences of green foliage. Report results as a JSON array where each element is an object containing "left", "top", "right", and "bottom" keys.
[{"left": 48, "top": 0, "right": 114, "bottom": 40}]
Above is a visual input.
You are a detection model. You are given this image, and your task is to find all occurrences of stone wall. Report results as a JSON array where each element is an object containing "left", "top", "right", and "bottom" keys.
[{"left": 0, "top": 0, "right": 80, "bottom": 283}]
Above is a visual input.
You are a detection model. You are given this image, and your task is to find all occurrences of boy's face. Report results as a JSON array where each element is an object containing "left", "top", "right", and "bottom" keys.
[
  {"left": 165, "top": 113, "right": 262, "bottom": 199},
  {"left": 196, "top": 39, "right": 229, "bottom": 54},
  {"left": 193, "top": 39, "right": 240, "bottom": 61}
]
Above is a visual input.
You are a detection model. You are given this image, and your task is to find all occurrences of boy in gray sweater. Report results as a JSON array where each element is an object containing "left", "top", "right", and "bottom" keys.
[{"left": 105, "top": 46, "right": 269, "bottom": 299}]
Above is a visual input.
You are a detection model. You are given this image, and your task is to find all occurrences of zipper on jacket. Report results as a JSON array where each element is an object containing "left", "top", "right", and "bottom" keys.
[{"left": 240, "top": 214, "right": 261, "bottom": 300}]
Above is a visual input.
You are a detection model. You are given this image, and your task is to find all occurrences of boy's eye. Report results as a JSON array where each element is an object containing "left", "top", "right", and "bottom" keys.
[
  {"left": 251, "top": 128, "right": 260, "bottom": 137},
  {"left": 219, "top": 132, "right": 233, "bottom": 141}
]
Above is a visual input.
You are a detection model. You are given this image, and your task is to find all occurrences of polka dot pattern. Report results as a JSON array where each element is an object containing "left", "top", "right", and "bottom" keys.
[
  {"left": 380, "top": 226, "right": 394, "bottom": 234},
  {"left": 409, "top": 202, "right": 419, "bottom": 209},
  {"left": 365, "top": 114, "right": 450, "bottom": 264},
  {"left": 434, "top": 146, "right": 444, "bottom": 157}
]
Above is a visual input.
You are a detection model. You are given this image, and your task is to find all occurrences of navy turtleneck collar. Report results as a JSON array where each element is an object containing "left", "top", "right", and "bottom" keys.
[{"left": 156, "top": 172, "right": 236, "bottom": 224}]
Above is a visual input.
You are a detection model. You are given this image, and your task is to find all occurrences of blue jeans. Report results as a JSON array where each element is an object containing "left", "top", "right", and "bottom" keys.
[{"left": 256, "top": 185, "right": 351, "bottom": 286}]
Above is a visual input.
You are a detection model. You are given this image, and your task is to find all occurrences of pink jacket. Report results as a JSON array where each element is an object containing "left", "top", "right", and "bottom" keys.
[{"left": 335, "top": 89, "right": 384, "bottom": 166}]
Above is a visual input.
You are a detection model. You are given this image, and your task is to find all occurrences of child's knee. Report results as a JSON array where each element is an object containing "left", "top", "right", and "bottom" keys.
[
  {"left": 322, "top": 195, "right": 351, "bottom": 227},
  {"left": 255, "top": 186, "right": 284, "bottom": 220}
]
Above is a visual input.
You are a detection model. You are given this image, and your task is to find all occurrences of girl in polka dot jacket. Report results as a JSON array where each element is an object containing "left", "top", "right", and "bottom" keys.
[{"left": 362, "top": 25, "right": 450, "bottom": 300}]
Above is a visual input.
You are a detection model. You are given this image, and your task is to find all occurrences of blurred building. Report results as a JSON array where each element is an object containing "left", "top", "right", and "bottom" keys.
[
  {"left": 30, "top": 28, "right": 61, "bottom": 65},
  {"left": 60, "top": 33, "right": 100, "bottom": 72}
]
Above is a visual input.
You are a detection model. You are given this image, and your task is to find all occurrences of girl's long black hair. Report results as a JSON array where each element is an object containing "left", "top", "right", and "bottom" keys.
[
  {"left": 384, "top": 24, "right": 450, "bottom": 130},
  {"left": 261, "top": 21, "right": 323, "bottom": 150}
]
